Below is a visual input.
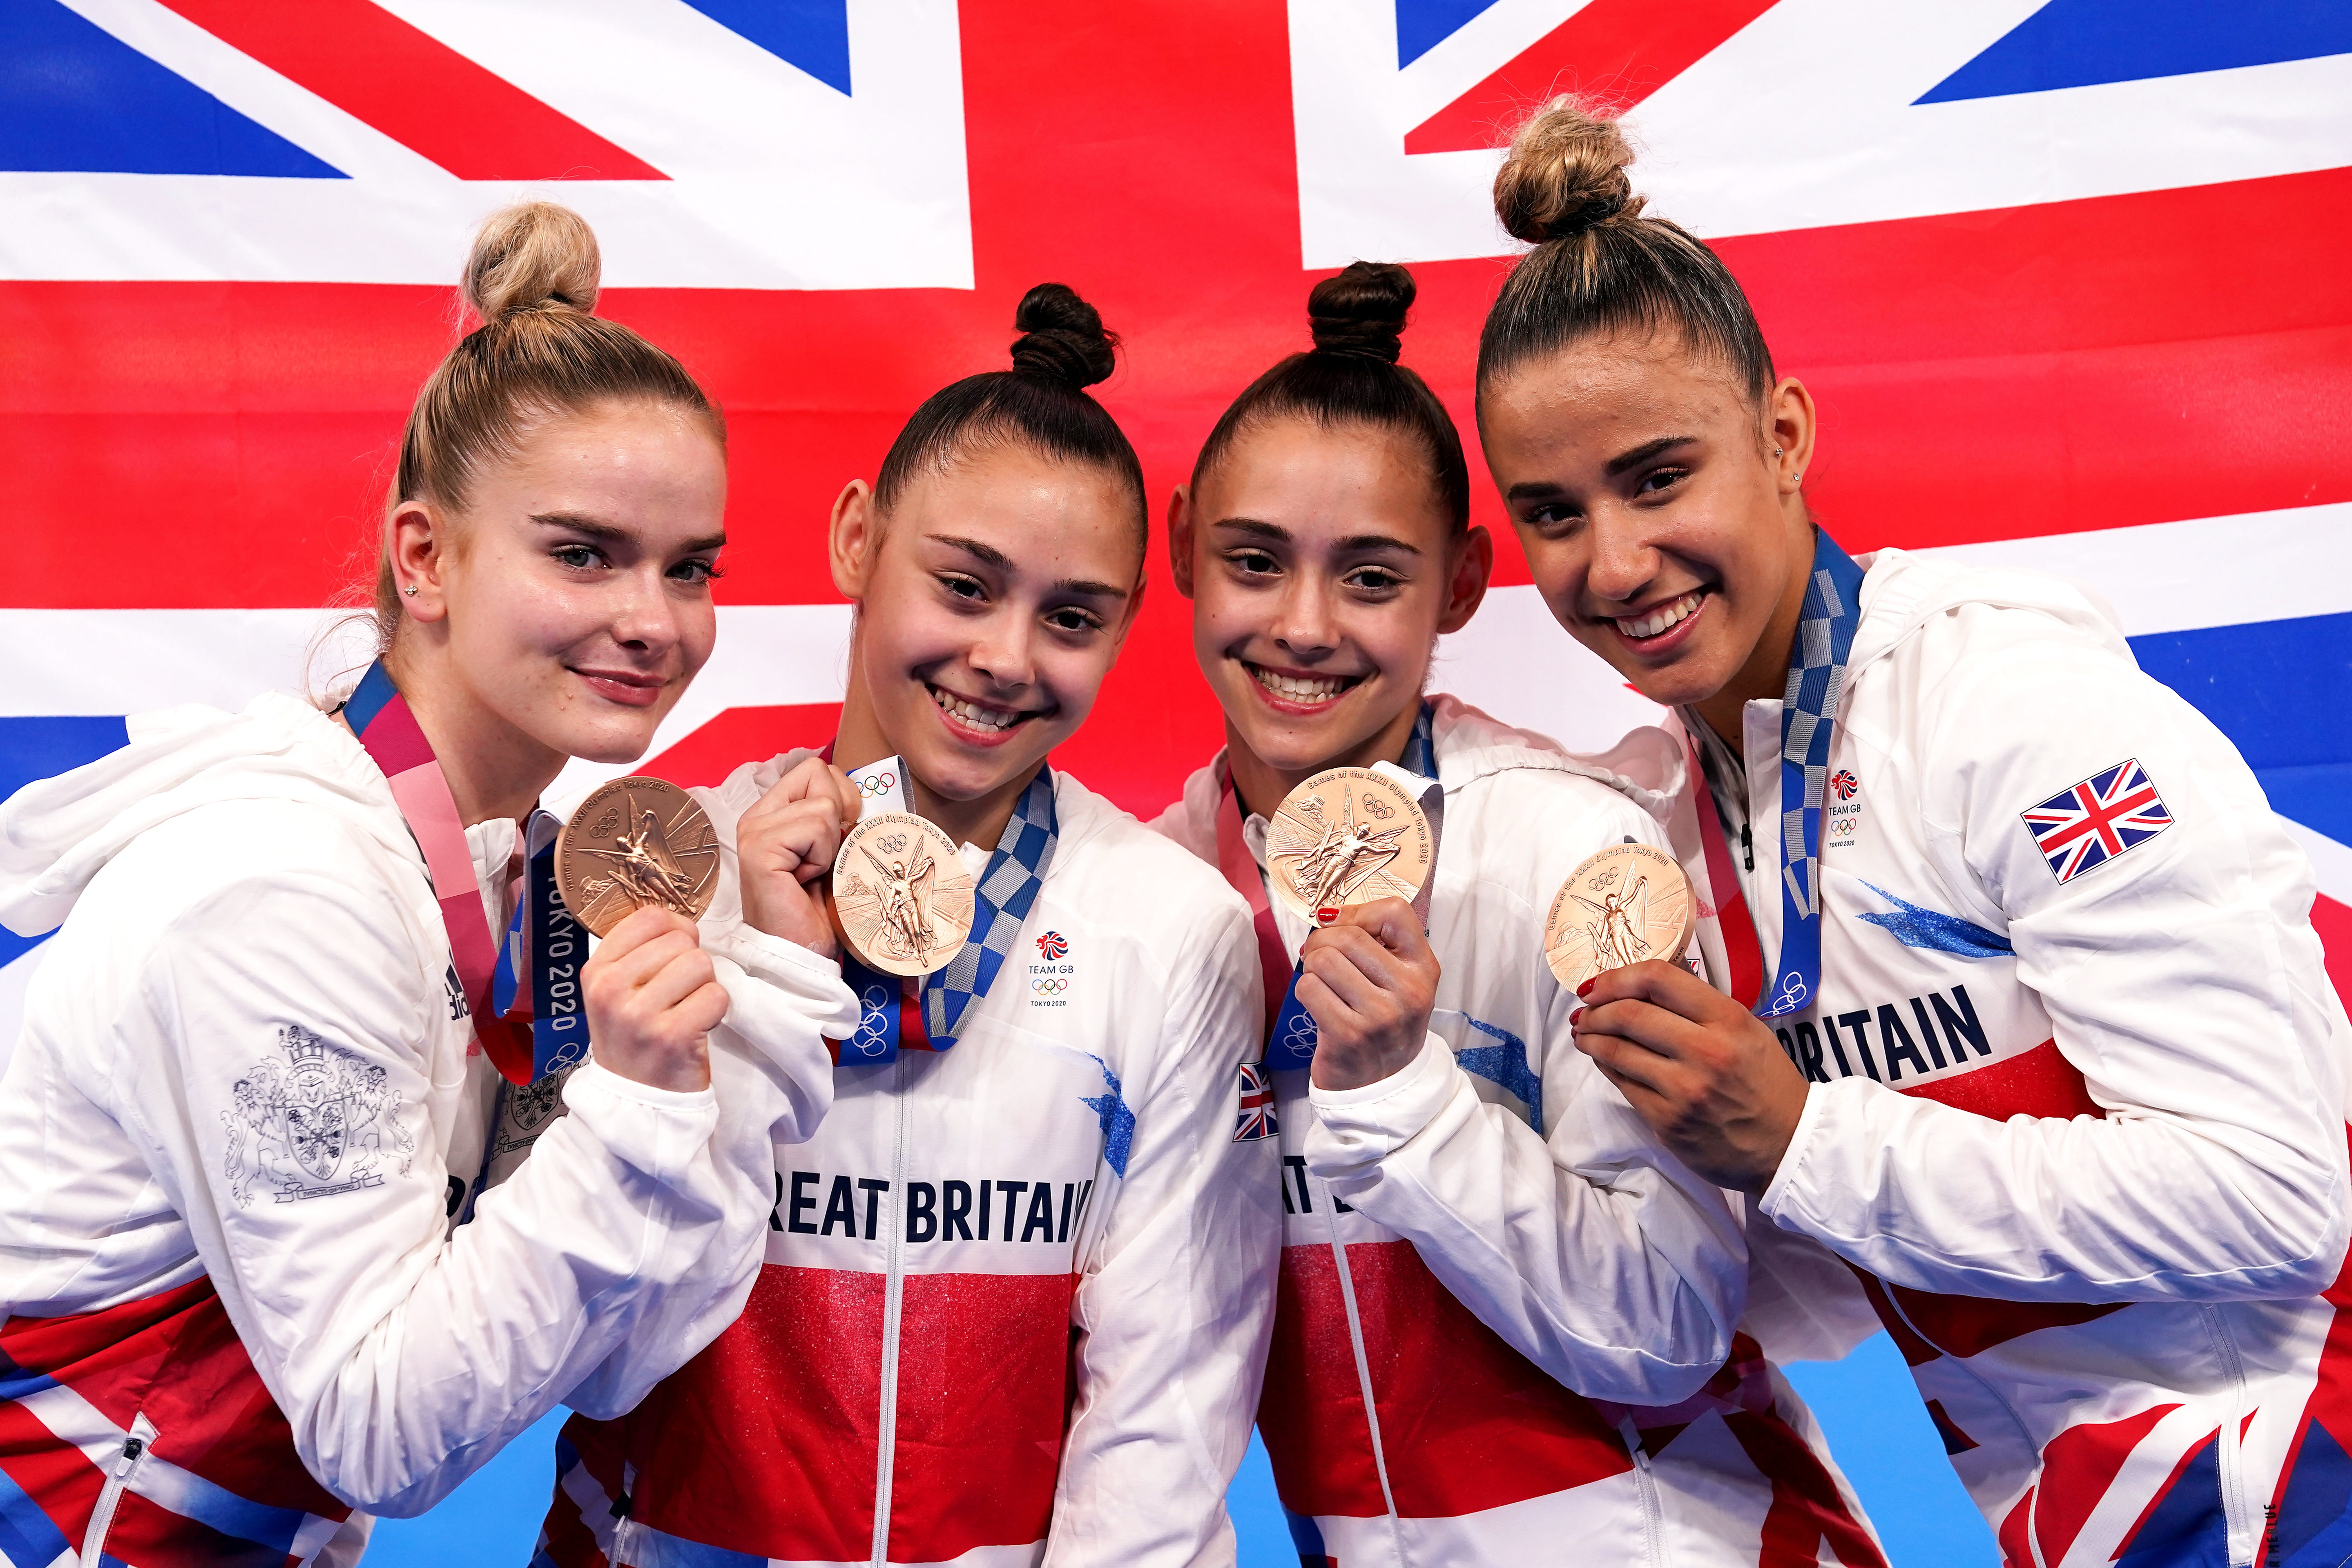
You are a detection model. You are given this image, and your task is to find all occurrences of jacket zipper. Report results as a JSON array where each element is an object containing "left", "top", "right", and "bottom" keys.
[
  {"left": 2202, "top": 1305, "right": 2256, "bottom": 1566},
  {"left": 80, "top": 1412, "right": 158, "bottom": 1568},
  {"left": 1740, "top": 821, "right": 1753, "bottom": 872},
  {"left": 869, "top": 1056, "right": 912, "bottom": 1568},
  {"left": 1616, "top": 1417, "right": 1668, "bottom": 1568},
  {"left": 1325, "top": 1218, "right": 1407, "bottom": 1567}
]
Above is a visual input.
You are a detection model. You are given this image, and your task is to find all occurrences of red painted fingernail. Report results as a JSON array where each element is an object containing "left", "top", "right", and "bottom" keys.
[
  {"left": 1575, "top": 978, "right": 1596, "bottom": 998},
  {"left": 1317, "top": 907, "right": 1339, "bottom": 926}
]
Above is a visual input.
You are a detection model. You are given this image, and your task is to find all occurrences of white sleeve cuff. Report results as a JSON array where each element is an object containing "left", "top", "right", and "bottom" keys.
[
  {"left": 1303, "top": 1031, "right": 1457, "bottom": 1179},
  {"left": 1758, "top": 1079, "right": 1837, "bottom": 1220},
  {"left": 705, "top": 923, "right": 860, "bottom": 1039},
  {"left": 561, "top": 1060, "right": 720, "bottom": 1187}
]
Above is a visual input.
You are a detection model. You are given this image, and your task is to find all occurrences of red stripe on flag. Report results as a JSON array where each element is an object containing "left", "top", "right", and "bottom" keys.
[
  {"left": 154, "top": 0, "right": 666, "bottom": 181},
  {"left": 635, "top": 703, "right": 844, "bottom": 789},
  {"left": 2312, "top": 893, "right": 2352, "bottom": 1016},
  {"left": 1403, "top": 0, "right": 1781, "bottom": 155}
]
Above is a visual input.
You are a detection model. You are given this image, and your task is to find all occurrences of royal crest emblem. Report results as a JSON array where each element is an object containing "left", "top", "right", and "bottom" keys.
[{"left": 223, "top": 1024, "right": 413, "bottom": 1206}]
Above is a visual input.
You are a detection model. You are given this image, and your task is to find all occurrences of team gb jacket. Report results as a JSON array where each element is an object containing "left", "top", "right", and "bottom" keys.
[
  {"left": 1663, "top": 547, "right": 2352, "bottom": 1567},
  {"left": 0, "top": 693, "right": 858, "bottom": 1568},
  {"left": 1155, "top": 695, "right": 1884, "bottom": 1568},
  {"left": 537, "top": 756, "right": 1283, "bottom": 1568}
]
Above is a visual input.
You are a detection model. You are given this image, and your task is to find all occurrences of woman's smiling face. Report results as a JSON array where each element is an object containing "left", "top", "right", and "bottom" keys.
[
  {"left": 1175, "top": 416, "right": 1488, "bottom": 784},
  {"left": 1477, "top": 328, "right": 1817, "bottom": 724},
  {"left": 835, "top": 442, "right": 1143, "bottom": 812}
]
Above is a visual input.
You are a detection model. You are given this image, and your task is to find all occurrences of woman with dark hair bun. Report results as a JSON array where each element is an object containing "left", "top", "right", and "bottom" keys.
[
  {"left": 1155, "top": 259, "right": 1881, "bottom": 1563},
  {"left": 0, "top": 202, "right": 861, "bottom": 1566},
  {"left": 1483, "top": 97, "right": 2352, "bottom": 1556},
  {"left": 536, "top": 283, "right": 1281, "bottom": 1568}
]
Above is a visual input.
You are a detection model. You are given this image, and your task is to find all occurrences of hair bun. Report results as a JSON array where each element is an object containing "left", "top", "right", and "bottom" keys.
[
  {"left": 1308, "top": 261, "right": 1413, "bottom": 363},
  {"left": 464, "top": 201, "right": 602, "bottom": 323},
  {"left": 1009, "top": 283, "right": 1118, "bottom": 390},
  {"left": 1493, "top": 97, "right": 1643, "bottom": 245}
]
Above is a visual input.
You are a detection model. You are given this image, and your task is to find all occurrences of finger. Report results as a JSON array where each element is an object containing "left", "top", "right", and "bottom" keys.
[
  {"left": 1302, "top": 942, "right": 1385, "bottom": 1019},
  {"left": 1577, "top": 958, "right": 1724, "bottom": 1018},
  {"left": 1576, "top": 1028, "right": 1688, "bottom": 1105},
  {"left": 1573, "top": 996, "right": 1716, "bottom": 1066},
  {"left": 634, "top": 948, "right": 720, "bottom": 1015},
  {"left": 1303, "top": 927, "right": 1415, "bottom": 1010},
  {"left": 1335, "top": 897, "right": 1432, "bottom": 962},
  {"left": 591, "top": 906, "right": 695, "bottom": 964},
  {"left": 829, "top": 764, "right": 863, "bottom": 827},
  {"left": 1292, "top": 970, "right": 1367, "bottom": 1037},
  {"left": 678, "top": 979, "right": 731, "bottom": 1035},
  {"left": 599, "top": 927, "right": 701, "bottom": 991}
]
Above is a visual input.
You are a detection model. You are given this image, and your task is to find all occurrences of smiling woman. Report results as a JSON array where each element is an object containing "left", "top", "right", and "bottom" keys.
[{"left": 0, "top": 202, "right": 864, "bottom": 1568}]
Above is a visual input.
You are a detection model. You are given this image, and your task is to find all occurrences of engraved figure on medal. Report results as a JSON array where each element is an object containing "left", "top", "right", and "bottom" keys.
[
  {"left": 832, "top": 813, "right": 975, "bottom": 978},
  {"left": 1265, "top": 768, "right": 1433, "bottom": 920},
  {"left": 1544, "top": 843, "right": 1695, "bottom": 993},
  {"left": 556, "top": 778, "right": 721, "bottom": 936}
]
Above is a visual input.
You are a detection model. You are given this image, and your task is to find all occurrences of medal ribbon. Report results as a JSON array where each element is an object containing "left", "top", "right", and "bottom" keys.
[
  {"left": 342, "top": 661, "right": 547, "bottom": 1085},
  {"left": 1685, "top": 733, "right": 1765, "bottom": 1010},
  {"left": 1214, "top": 703, "right": 1441, "bottom": 1071},
  {"left": 489, "top": 819, "right": 595, "bottom": 1080},
  {"left": 1704, "top": 530, "right": 1866, "bottom": 1019},
  {"left": 835, "top": 756, "right": 1059, "bottom": 1064}
]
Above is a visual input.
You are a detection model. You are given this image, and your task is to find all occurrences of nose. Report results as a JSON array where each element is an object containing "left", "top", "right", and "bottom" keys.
[
  {"left": 1583, "top": 510, "right": 1662, "bottom": 608},
  {"left": 965, "top": 606, "right": 1037, "bottom": 693},
  {"left": 609, "top": 565, "right": 683, "bottom": 657},
  {"left": 1270, "top": 572, "right": 1339, "bottom": 660}
]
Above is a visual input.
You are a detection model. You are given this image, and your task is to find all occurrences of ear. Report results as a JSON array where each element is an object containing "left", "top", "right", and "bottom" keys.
[
  {"left": 388, "top": 499, "right": 452, "bottom": 625},
  {"left": 1166, "top": 484, "right": 1197, "bottom": 599},
  {"left": 1767, "top": 377, "right": 1818, "bottom": 496},
  {"left": 1435, "top": 524, "right": 1495, "bottom": 636},
  {"left": 830, "top": 479, "right": 879, "bottom": 600}
]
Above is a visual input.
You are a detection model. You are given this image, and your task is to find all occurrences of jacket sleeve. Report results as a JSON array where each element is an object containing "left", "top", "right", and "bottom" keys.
[
  {"left": 1299, "top": 783, "right": 1746, "bottom": 1407},
  {"left": 1045, "top": 898, "right": 1281, "bottom": 1568},
  {"left": 1761, "top": 618, "right": 2351, "bottom": 1302},
  {"left": 109, "top": 844, "right": 830, "bottom": 1518}
]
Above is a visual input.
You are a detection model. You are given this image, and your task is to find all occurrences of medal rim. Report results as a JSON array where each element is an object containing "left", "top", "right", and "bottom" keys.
[
  {"left": 1542, "top": 842, "right": 1695, "bottom": 992},
  {"left": 831, "top": 810, "right": 977, "bottom": 978},
  {"left": 1263, "top": 764, "right": 1435, "bottom": 921},
  {"left": 553, "top": 776, "right": 721, "bottom": 938}
]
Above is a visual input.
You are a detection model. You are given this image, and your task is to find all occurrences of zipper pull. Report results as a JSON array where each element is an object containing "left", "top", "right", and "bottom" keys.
[
  {"left": 1740, "top": 822, "right": 1754, "bottom": 872},
  {"left": 114, "top": 1436, "right": 144, "bottom": 1477}
]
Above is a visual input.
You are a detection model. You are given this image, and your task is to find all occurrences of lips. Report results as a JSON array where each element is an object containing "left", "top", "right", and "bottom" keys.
[
  {"left": 1245, "top": 662, "right": 1361, "bottom": 712},
  {"left": 573, "top": 667, "right": 665, "bottom": 708},
  {"left": 1604, "top": 588, "right": 1712, "bottom": 656},
  {"left": 928, "top": 683, "right": 1043, "bottom": 747}
]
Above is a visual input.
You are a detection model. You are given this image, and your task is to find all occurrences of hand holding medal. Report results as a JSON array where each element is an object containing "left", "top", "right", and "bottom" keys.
[
  {"left": 1274, "top": 765, "right": 1445, "bottom": 1092},
  {"left": 551, "top": 777, "right": 729, "bottom": 1093}
]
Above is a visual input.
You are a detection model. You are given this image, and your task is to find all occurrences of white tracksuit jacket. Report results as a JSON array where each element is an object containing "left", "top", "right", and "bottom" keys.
[
  {"left": 1660, "top": 547, "right": 2352, "bottom": 1566},
  {"left": 1154, "top": 695, "right": 1884, "bottom": 1567},
  {"left": 0, "top": 693, "right": 858, "bottom": 1567},
  {"left": 538, "top": 755, "right": 1284, "bottom": 1568}
]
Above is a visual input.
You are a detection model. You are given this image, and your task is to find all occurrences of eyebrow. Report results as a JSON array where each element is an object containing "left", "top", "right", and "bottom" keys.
[
  {"left": 927, "top": 534, "right": 1129, "bottom": 602},
  {"left": 1604, "top": 435, "right": 1699, "bottom": 477},
  {"left": 533, "top": 512, "right": 726, "bottom": 554},
  {"left": 1213, "top": 517, "right": 1421, "bottom": 555}
]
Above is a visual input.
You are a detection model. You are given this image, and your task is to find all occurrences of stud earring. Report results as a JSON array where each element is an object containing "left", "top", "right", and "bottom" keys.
[
  {"left": 1774, "top": 445, "right": 1784, "bottom": 457},
  {"left": 403, "top": 584, "right": 419, "bottom": 597}
]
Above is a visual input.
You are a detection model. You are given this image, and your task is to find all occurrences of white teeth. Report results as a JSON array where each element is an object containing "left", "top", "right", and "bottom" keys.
[
  {"left": 1252, "top": 667, "right": 1351, "bottom": 701},
  {"left": 931, "top": 687, "right": 1018, "bottom": 732},
  {"left": 1615, "top": 591, "right": 1704, "bottom": 640}
]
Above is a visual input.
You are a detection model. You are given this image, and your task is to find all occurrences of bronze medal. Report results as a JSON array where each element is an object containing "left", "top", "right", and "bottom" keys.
[
  {"left": 554, "top": 777, "right": 721, "bottom": 937},
  {"left": 1544, "top": 843, "right": 1695, "bottom": 991},
  {"left": 832, "top": 812, "right": 976, "bottom": 977},
  {"left": 1263, "top": 766, "right": 1435, "bottom": 921}
]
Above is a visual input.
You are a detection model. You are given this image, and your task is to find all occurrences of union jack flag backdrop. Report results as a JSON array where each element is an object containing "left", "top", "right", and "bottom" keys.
[{"left": 3, "top": 0, "right": 2350, "bottom": 1193}]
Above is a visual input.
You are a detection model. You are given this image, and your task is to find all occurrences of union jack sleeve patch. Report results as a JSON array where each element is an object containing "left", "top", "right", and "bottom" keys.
[
  {"left": 1234, "top": 1060, "right": 1277, "bottom": 1142},
  {"left": 2020, "top": 758, "right": 2174, "bottom": 883}
]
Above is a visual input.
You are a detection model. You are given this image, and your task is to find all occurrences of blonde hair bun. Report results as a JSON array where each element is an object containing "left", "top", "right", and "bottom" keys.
[
  {"left": 1493, "top": 97, "right": 1645, "bottom": 246},
  {"left": 463, "top": 201, "right": 602, "bottom": 323}
]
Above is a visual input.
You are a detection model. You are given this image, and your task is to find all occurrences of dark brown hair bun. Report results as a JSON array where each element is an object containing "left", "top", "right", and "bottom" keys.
[
  {"left": 1492, "top": 96, "right": 1644, "bottom": 245},
  {"left": 1308, "top": 262, "right": 1412, "bottom": 364},
  {"left": 1009, "top": 283, "right": 1118, "bottom": 390}
]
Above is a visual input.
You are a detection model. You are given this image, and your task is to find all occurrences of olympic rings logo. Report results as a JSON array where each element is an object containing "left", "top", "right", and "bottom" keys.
[
  {"left": 1031, "top": 977, "right": 1069, "bottom": 995},
  {"left": 858, "top": 772, "right": 899, "bottom": 796}
]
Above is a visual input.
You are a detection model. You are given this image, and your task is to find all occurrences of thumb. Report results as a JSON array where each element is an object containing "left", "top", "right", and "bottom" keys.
[{"left": 1337, "top": 896, "right": 1424, "bottom": 955}]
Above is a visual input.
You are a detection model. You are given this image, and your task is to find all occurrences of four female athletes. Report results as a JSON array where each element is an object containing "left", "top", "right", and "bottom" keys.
[{"left": 2, "top": 91, "right": 2345, "bottom": 1568}]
